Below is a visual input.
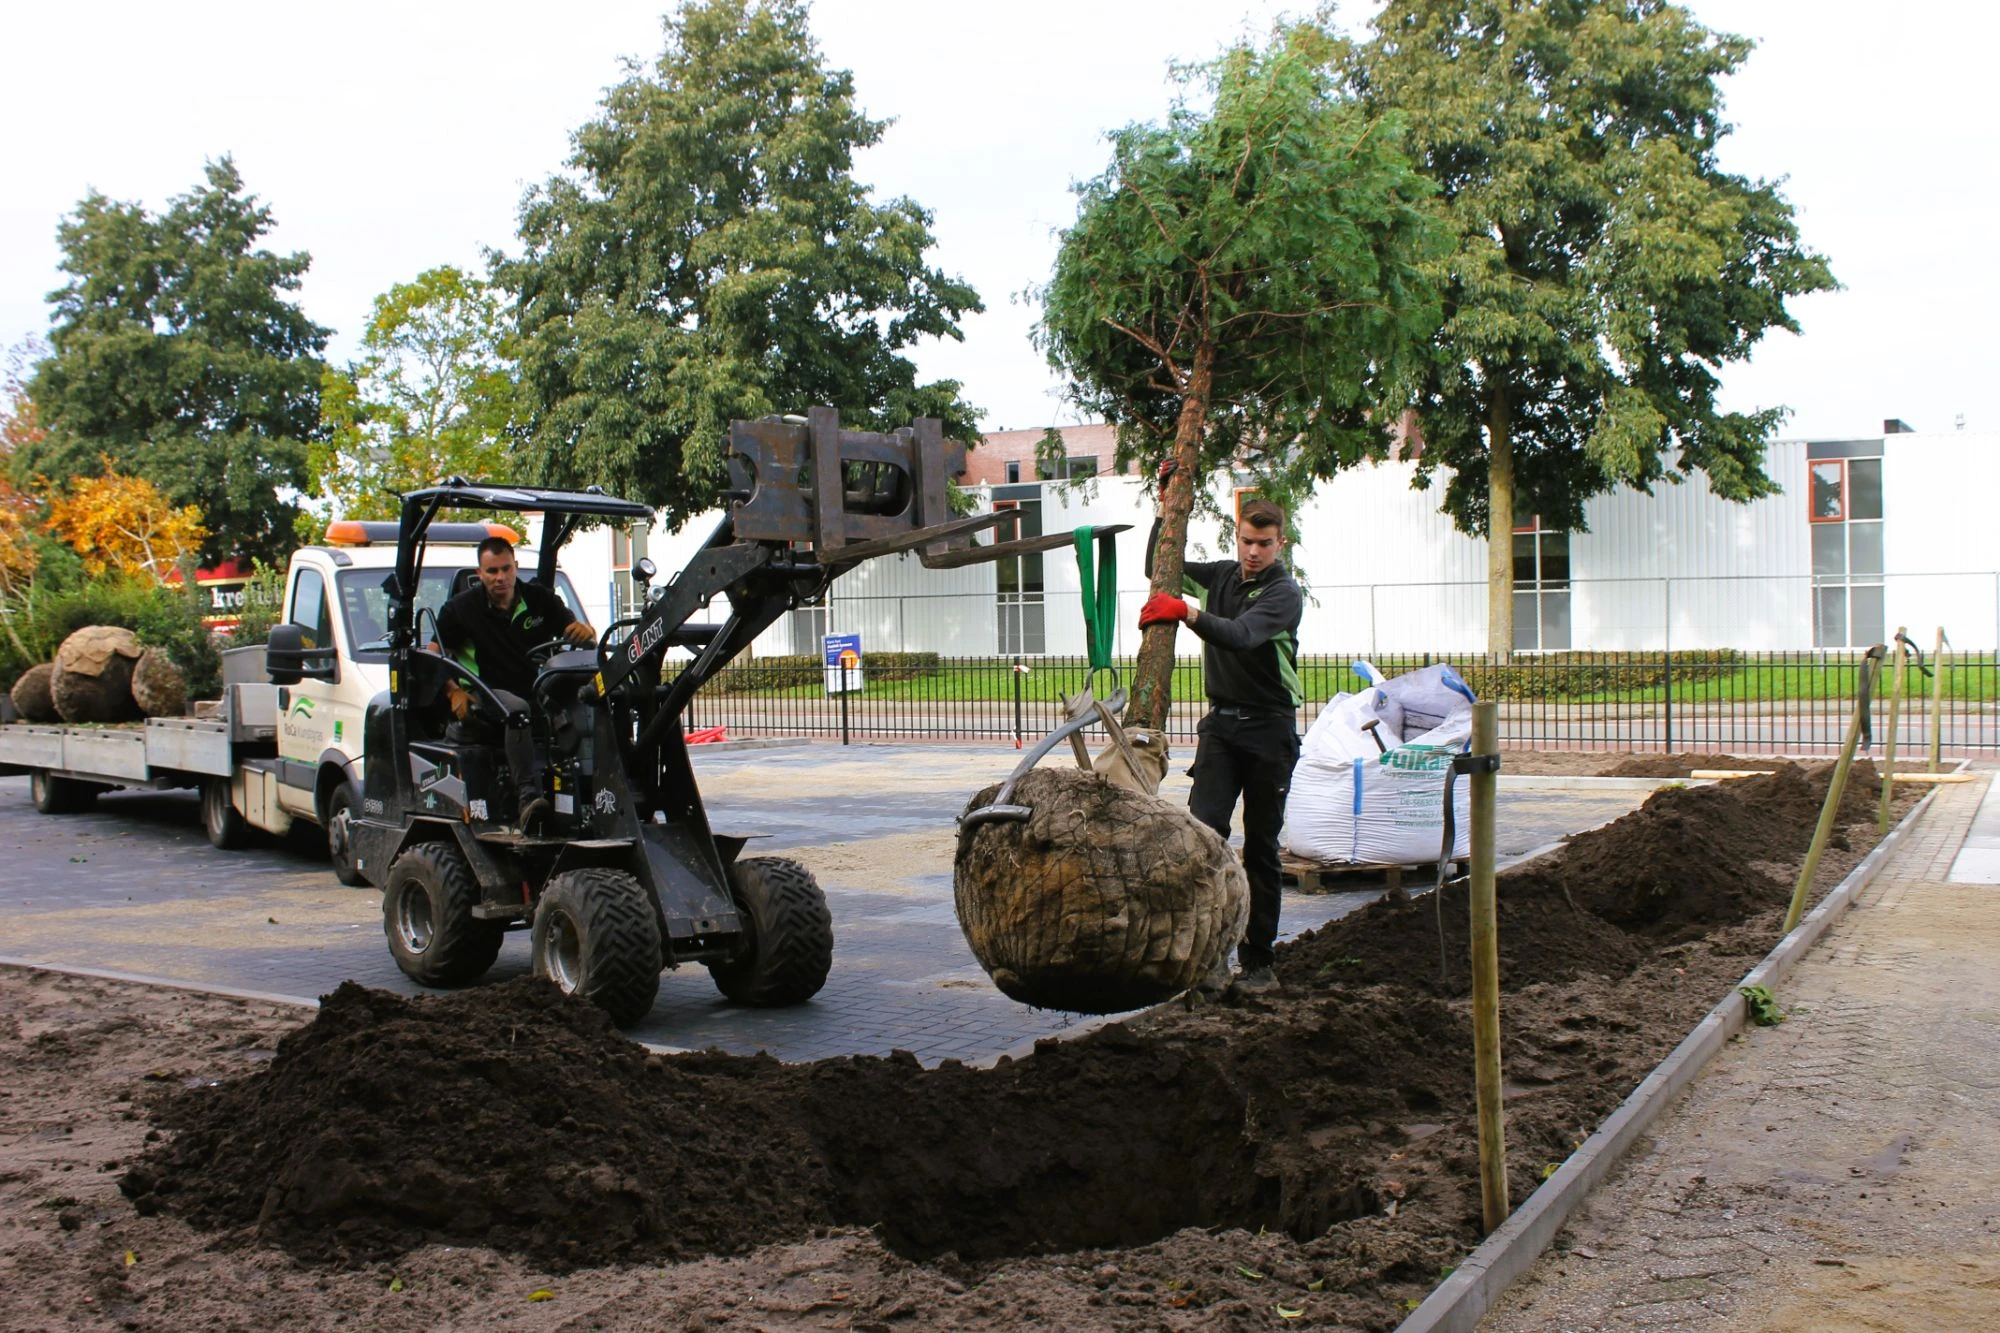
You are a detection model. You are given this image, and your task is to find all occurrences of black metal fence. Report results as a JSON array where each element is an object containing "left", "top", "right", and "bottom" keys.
[{"left": 682, "top": 650, "right": 2000, "bottom": 755}]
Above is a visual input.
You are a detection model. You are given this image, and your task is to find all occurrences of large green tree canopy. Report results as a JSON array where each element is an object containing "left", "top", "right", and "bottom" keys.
[
  {"left": 312, "top": 265, "right": 525, "bottom": 522},
  {"left": 20, "top": 158, "right": 328, "bottom": 562},
  {"left": 1350, "top": 0, "right": 1837, "bottom": 650},
  {"left": 498, "top": 0, "right": 982, "bottom": 526},
  {"left": 1037, "top": 22, "right": 1443, "bottom": 728}
]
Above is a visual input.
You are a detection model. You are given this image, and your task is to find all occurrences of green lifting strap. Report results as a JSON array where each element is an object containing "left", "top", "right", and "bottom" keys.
[{"left": 1073, "top": 525, "right": 1118, "bottom": 674}]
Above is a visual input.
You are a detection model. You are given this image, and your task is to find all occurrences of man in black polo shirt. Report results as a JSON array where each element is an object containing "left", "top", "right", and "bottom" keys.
[
  {"left": 435, "top": 536, "right": 594, "bottom": 828},
  {"left": 1139, "top": 497, "right": 1304, "bottom": 994}
]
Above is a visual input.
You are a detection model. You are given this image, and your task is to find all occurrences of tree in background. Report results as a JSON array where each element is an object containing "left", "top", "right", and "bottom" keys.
[
  {"left": 19, "top": 159, "right": 328, "bottom": 563},
  {"left": 311, "top": 266, "right": 524, "bottom": 520},
  {"left": 498, "top": 0, "right": 982, "bottom": 527},
  {"left": 1, "top": 337, "right": 48, "bottom": 477},
  {"left": 1037, "top": 22, "right": 1443, "bottom": 730},
  {"left": 44, "top": 465, "right": 208, "bottom": 583},
  {"left": 1351, "top": 0, "right": 1837, "bottom": 656}
]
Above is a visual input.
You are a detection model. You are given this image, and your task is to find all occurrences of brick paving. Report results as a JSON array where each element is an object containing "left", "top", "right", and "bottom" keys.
[
  {"left": 0, "top": 744, "right": 1645, "bottom": 1065},
  {"left": 1484, "top": 771, "right": 2000, "bottom": 1330}
]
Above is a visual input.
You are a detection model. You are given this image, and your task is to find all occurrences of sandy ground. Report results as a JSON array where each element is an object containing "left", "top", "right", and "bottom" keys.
[{"left": 1483, "top": 776, "right": 2000, "bottom": 1331}]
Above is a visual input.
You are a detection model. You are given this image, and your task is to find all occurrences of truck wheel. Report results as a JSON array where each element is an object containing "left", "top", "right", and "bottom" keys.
[
  {"left": 32, "top": 770, "right": 96, "bottom": 815},
  {"left": 531, "top": 868, "right": 661, "bottom": 1027},
  {"left": 708, "top": 856, "right": 833, "bottom": 1006},
  {"left": 384, "top": 842, "right": 504, "bottom": 987},
  {"left": 324, "top": 782, "right": 368, "bottom": 886},
  {"left": 201, "top": 778, "right": 248, "bottom": 848}
]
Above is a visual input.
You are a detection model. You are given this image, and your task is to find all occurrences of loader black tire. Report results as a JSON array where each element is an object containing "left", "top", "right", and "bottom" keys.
[
  {"left": 383, "top": 842, "right": 504, "bottom": 987},
  {"left": 708, "top": 856, "right": 833, "bottom": 1006},
  {"left": 32, "top": 770, "right": 97, "bottom": 815},
  {"left": 531, "top": 868, "right": 662, "bottom": 1027},
  {"left": 201, "top": 777, "right": 247, "bottom": 849}
]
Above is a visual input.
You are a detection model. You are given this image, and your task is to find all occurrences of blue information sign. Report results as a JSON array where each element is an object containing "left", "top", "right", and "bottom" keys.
[{"left": 822, "top": 632, "right": 863, "bottom": 694}]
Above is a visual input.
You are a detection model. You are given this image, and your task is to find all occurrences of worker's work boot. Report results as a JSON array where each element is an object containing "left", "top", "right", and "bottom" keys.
[
  {"left": 1233, "top": 964, "right": 1281, "bottom": 996},
  {"left": 516, "top": 790, "right": 552, "bottom": 833}
]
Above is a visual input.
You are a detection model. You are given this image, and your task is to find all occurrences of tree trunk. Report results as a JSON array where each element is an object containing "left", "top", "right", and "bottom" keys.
[
  {"left": 1124, "top": 341, "right": 1215, "bottom": 731},
  {"left": 1485, "top": 384, "right": 1514, "bottom": 664}
]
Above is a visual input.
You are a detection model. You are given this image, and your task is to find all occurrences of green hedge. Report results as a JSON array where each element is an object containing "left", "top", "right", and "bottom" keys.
[
  {"left": 0, "top": 576, "right": 222, "bottom": 701},
  {"left": 1450, "top": 649, "right": 1743, "bottom": 700},
  {"left": 707, "top": 651, "right": 941, "bottom": 693}
]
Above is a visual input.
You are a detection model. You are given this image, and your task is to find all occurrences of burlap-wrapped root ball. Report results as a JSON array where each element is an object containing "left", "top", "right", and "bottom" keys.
[
  {"left": 9, "top": 663, "right": 60, "bottom": 722},
  {"left": 51, "top": 626, "right": 144, "bottom": 723},
  {"left": 130, "top": 649, "right": 188, "bottom": 718},
  {"left": 955, "top": 766, "right": 1249, "bottom": 1013}
]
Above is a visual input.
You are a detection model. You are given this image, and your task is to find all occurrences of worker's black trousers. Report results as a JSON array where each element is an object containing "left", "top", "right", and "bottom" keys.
[
  {"left": 464, "top": 688, "right": 543, "bottom": 813},
  {"left": 1187, "top": 708, "right": 1300, "bottom": 971}
]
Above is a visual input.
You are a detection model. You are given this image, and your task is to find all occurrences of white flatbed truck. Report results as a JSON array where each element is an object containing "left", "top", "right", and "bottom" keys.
[{"left": 0, "top": 520, "right": 585, "bottom": 884}]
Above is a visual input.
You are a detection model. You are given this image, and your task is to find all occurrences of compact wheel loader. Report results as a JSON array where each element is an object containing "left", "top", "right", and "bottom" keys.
[{"left": 352, "top": 409, "right": 1087, "bottom": 1025}]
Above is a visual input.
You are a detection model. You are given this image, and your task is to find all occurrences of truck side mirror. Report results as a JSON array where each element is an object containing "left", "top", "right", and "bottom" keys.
[{"left": 266, "top": 622, "right": 337, "bottom": 685}]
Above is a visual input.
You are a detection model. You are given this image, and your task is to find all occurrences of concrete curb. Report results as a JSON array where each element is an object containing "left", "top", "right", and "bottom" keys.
[
  {"left": 689, "top": 735, "right": 814, "bottom": 755},
  {"left": 0, "top": 956, "right": 697, "bottom": 1058},
  {"left": 1498, "top": 774, "right": 1706, "bottom": 792},
  {"left": 1394, "top": 767, "right": 1962, "bottom": 1333},
  {"left": 0, "top": 956, "right": 322, "bottom": 1010}
]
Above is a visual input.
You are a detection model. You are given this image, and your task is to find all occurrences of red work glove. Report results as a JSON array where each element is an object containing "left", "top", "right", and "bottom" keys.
[
  {"left": 1155, "top": 456, "right": 1178, "bottom": 498},
  {"left": 561, "top": 620, "right": 596, "bottom": 646},
  {"left": 1139, "top": 592, "right": 1190, "bottom": 627}
]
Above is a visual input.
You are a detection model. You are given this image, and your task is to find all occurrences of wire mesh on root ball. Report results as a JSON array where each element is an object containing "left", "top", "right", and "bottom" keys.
[
  {"left": 130, "top": 648, "right": 188, "bottom": 717},
  {"left": 954, "top": 766, "right": 1247, "bottom": 1014},
  {"left": 51, "top": 626, "right": 144, "bottom": 723},
  {"left": 9, "top": 663, "right": 59, "bottom": 722}
]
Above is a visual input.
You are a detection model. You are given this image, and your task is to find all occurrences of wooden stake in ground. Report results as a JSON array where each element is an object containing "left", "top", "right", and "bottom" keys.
[
  {"left": 1928, "top": 626, "right": 1947, "bottom": 774},
  {"left": 1877, "top": 628, "right": 1911, "bottom": 836},
  {"left": 1785, "top": 644, "right": 1884, "bottom": 935},
  {"left": 1467, "top": 701, "right": 1508, "bottom": 1233}
]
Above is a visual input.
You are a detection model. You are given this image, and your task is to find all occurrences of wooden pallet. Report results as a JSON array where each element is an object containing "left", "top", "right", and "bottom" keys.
[{"left": 1281, "top": 852, "right": 1447, "bottom": 896}]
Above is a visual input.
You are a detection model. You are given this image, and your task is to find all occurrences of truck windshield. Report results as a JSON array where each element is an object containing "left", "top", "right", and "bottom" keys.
[{"left": 336, "top": 566, "right": 585, "bottom": 659}]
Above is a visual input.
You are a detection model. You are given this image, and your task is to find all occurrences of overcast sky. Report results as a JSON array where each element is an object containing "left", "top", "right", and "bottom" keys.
[{"left": 3, "top": 1, "right": 1992, "bottom": 441}]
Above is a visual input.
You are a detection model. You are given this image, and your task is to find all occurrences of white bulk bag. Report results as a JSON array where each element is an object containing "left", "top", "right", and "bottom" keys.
[{"left": 1284, "top": 661, "right": 1476, "bottom": 866}]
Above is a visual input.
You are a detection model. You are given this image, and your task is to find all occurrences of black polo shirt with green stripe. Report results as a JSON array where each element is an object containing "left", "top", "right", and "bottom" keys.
[
  {"left": 1182, "top": 559, "right": 1304, "bottom": 713},
  {"left": 435, "top": 580, "right": 575, "bottom": 700}
]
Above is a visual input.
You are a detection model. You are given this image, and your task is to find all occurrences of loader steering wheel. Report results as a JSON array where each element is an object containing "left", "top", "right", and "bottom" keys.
[{"left": 527, "top": 638, "right": 589, "bottom": 667}]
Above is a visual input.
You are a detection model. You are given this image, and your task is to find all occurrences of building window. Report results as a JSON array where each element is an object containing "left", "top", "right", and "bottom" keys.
[
  {"left": 610, "top": 523, "right": 650, "bottom": 616},
  {"left": 1811, "top": 456, "right": 1884, "bottom": 647},
  {"left": 789, "top": 593, "right": 829, "bottom": 657},
  {"left": 1035, "top": 454, "right": 1099, "bottom": 481},
  {"left": 1512, "top": 515, "right": 1571, "bottom": 652},
  {"left": 1004, "top": 460, "right": 1021, "bottom": 483},
  {"left": 994, "top": 499, "right": 1046, "bottom": 654}
]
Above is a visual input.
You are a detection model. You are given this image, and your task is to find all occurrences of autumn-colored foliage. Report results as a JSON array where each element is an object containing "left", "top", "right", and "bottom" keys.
[{"left": 44, "top": 463, "right": 208, "bottom": 582}]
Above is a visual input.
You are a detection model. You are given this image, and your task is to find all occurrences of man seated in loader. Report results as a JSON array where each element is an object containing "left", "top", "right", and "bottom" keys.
[{"left": 435, "top": 536, "right": 595, "bottom": 829}]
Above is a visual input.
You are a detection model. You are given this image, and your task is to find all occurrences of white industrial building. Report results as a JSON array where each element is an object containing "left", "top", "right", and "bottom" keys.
[{"left": 550, "top": 422, "right": 1992, "bottom": 657}]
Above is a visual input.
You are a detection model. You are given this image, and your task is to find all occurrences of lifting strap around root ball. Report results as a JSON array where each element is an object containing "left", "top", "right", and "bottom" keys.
[
  {"left": 1073, "top": 525, "right": 1118, "bottom": 678},
  {"left": 958, "top": 526, "right": 1142, "bottom": 850}
]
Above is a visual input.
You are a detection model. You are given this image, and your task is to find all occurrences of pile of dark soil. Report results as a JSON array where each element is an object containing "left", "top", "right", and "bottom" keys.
[
  {"left": 128, "top": 976, "right": 1473, "bottom": 1271},
  {"left": 1599, "top": 752, "right": 1785, "bottom": 778},
  {"left": 122, "top": 980, "right": 833, "bottom": 1266},
  {"left": 1281, "top": 761, "right": 1884, "bottom": 992},
  {"left": 123, "top": 760, "right": 1921, "bottom": 1327}
]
